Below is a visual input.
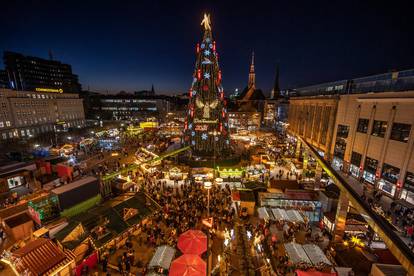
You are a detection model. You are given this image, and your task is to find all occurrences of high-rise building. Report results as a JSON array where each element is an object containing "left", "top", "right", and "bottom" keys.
[
  {"left": 183, "top": 14, "right": 230, "bottom": 156},
  {"left": 3, "top": 51, "right": 81, "bottom": 93}
]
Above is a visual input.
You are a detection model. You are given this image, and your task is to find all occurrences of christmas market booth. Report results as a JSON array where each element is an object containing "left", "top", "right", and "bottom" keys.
[
  {"left": 257, "top": 207, "right": 306, "bottom": 224},
  {"left": 163, "top": 166, "right": 188, "bottom": 181},
  {"left": 259, "top": 190, "right": 322, "bottom": 222},
  {"left": 148, "top": 245, "right": 176, "bottom": 275},
  {"left": 283, "top": 242, "right": 332, "bottom": 272},
  {"left": 232, "top": 189, "right": 256, "bottom": 215},
  {"left": 1, "top": 238, "right": 76, "bottom": 276},
  {"left": 54, "top": 192, "right": 159, "bottom": 271}
]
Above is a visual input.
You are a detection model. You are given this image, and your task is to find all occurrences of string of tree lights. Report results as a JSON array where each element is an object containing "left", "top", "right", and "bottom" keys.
[{"left": 183, "top": 14, "right": 230, "bottom": 157}]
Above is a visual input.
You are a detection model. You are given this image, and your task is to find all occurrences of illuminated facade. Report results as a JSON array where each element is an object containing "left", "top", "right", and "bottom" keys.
[
  {"left": 0, "top": 88, "right": 85, "bottom": 140},
  {"left": 289, "top": 79, "right": 414, "bottom": 202},
  {"left": 228, "top": 111, "right": 261, "bottom": 131},
  {"left": 85, "top": 94, "right": 171, "bottom": 120}
]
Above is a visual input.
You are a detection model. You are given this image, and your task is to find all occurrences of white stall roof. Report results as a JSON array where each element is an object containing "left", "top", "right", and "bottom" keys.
[
  {"left": 148, "top": 245, "right": 176, "bottom": 269},
  {"left": 286, "top": 209, "right": 304, "bottom": 223},
  {"left": 258, "top": 207, "right": 273, "bottom": 220},
  {"left": 271, "top": 208, "right": 289, "bottom": 221},
  {"left": 284, "top": 242, "right": 311, "bottom": 264},
  {"left": 302, "top": 244, "right": 332, "bottom": 266}
]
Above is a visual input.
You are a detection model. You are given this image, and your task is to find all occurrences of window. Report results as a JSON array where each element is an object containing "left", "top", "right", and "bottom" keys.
[
  {"left": 390, "top": 123, "right": 411, "bottom": 143},
  {"left": 350, "top": 151, "right": 362, "bottom": 166},
  {"left": 357, "top": 118, "right": 369, "bottom": 133},
  {"left": 333, "top": 138, "right": 346, "bottom": 159},
  {"left": 337, "top": 124, "right": 349, "bottom": 138},
  {"left": 371, "top": 120, "right": 387, "bottom": 137},
  {"left": 364, "top": 157, "right": 378, "bottom": 174},
  {"left": 0, "top": 122, "right": 3, "bottom": 128},
  {"left": 382, "top": 163, "right": 400, "bottom": 184},
  {"left": 404, "top": 172, "right": 414, "bottom": 191},
  {"left": 5, "top": 121, "right": 11, "bottom": 127}
]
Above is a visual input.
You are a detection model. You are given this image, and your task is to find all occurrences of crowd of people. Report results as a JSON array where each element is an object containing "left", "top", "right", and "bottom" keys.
[{"left": 142, "top": 171, "right": 235, "bottom": 238}]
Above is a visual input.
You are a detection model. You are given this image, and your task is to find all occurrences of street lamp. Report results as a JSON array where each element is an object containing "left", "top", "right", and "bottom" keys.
[
  {"left": 203, "top": 180, "right": 213, "bottom": 275},
  {"left": 204, "top": 181, "right": 212, "bottom": 218}
]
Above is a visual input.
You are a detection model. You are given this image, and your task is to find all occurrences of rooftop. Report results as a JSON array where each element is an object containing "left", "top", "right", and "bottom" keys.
[{"left": 12, "top": 238, "right": 75, "bottom": 276}]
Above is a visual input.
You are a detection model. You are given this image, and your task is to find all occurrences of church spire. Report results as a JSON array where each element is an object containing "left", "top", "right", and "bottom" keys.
[
  {"left": 271, "top": 64, "right": 280, "bottom": 99},
  {"left": 248, "top": 51, "right": 255, "bottom": 89}
]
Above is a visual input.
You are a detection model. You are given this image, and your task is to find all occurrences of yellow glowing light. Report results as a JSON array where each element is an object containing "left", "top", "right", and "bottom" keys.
[
  {"left": 350, "top": 236, "right": 365, "bottom": 247},
  {"left": 35, "top": 87, "right": 63, "bottom": 93},
  {"left": 201, "top": 13, "right": 211, "bottom": 30},
  {"left": 343, "top": 240, "right": 349, "bottom": 246},
  {"left": 139, "top": 122, "right": 158, "bottom": 129}
]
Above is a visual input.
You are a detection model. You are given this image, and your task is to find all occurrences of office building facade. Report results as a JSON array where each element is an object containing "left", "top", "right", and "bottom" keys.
[
  {"left": 0, "top": 88, "right": 85, "bottom": 140},
  {"left": 3, "top": 51, "right": 81, "bottom": 93},
  {"left": 288, "top": 69, "right": 414, "bottom": 203},
  {"left": 84, "top": 94, "right": 172, "bottom": 121}
]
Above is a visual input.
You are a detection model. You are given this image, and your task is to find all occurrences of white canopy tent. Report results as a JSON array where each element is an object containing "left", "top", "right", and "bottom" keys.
[
  {"left": 286, "top": 209, "right": 305, "bottom": 223},
  {"left": 302, "top": 244, "right": 332, "bottom": 266},
  {"left": 271, "top": 208, "right": 289, "bottom": 221},
  {"left": 148, "top": 245, "right": 176, "bottom": 270},
  {"left": 284, "top": 242, "right": 311, "bottom": 265},
  {"left": 258, "top": 207, "right": 273, "bottom": 220}
]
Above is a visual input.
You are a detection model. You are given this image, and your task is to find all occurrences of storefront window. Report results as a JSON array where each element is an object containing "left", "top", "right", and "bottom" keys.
[
  {"left": 381, "top": 163, "right": 400, "bottom": 184},
  {"left": 7, "top": 176, "right": 25, "bottom": 189},
  {"left": 332, "top": 157, "right": 344, "bottom": 170},
  {"left": 364, "top": 157, "right": 378, "bottom": 174},
  {"left": 390, "top": 123, "right": 411, "bottom": 143},
  {"left": 371, "top": 120, "right": 387, "bottom": 137},
  {"left": 378, "top": 179, "right": 396, "bottom": 197},
  {"left": 357, "top": 118, "right": 369, "bottom": 133},
  {"left": 400, "top": 172, "right": 414, "bottom": 204},
  {"left": 363, "top": 171, "right": 375, "bottom": 184},
  {"left": 333, "top": 138, "right": 346, "bottom": 159},
  {"left": 349, "top": 164, "right": 360, "bottom": 178}
]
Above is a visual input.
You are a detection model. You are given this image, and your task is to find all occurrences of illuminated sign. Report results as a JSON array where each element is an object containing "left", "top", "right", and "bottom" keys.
[
  {"left": 195, "top": 124, "right": 208, "bottom": 131},
  {"left": 139, "top": 122, "right": 158, "bottom": 128},
  {"left": 194, "top": 119, "right": 218, "bottom": 124},
  {"left": 35, "top": 87, "right": 63, "bottom": 93}
]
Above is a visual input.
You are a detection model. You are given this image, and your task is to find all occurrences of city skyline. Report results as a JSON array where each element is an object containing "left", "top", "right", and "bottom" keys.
[{"left": 1, "top": 1, "right": 413, "bottom": 94}]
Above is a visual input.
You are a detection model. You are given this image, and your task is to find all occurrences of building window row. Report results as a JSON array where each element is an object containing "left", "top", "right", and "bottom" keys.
[{"left": 356, "top": 117, "right": 411, "bottom": 143}]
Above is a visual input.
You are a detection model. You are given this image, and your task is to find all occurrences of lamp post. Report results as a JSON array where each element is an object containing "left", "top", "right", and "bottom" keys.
[
  {"left": 204, "top": 181, "right": 212, "bottom": 217},
  {"left": 204, "top": 181, "right": 213, "bottom": 274}
]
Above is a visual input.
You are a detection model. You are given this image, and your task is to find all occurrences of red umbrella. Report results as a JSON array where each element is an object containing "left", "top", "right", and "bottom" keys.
[
  {"left": 169, "top": 254, "right": 206, "bottom": 276},
  {"left": 177, "top": 230, "right": 207, "bottom": 255}
]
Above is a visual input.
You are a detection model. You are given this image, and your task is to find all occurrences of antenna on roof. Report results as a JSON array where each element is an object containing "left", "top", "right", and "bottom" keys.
[{"left": 48, "top": 49, "right": 54, "bottom": 61}]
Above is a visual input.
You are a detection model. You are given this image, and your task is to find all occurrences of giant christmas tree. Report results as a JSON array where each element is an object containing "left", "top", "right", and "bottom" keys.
[{"left": 183, "top": 14, "right": 230, "bottom": 156}]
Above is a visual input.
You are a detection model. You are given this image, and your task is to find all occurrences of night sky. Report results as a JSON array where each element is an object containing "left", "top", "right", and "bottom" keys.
[{"left": 1, "top": 0, "right": 413, "bottom": 95}]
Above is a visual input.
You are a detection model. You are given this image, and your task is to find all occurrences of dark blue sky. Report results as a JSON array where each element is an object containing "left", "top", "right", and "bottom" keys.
[{"left": 1, "top": 0, "right": 413, "bottom": 95}]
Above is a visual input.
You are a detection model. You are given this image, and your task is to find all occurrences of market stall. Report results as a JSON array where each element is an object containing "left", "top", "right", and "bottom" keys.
[
  {"left": 286, "top": 209, "right": 305, "bottom": 224},
  {"left": 148, "top": 245, "right": 176, "bottom": 275},
  {"left": 257, "top": 207, "right": 273, "bottom": 221},
  {"left": 271, "top": 208, "right": 289, "bottom": 221},
  {"left": 284, "top": 242, "right": 312, "bottom": 267},
  {"left": 302, "top": 244, "right": 332, "bottom": 268}
]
